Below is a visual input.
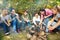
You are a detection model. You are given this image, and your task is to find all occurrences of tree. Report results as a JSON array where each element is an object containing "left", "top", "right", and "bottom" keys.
[{"left": 8, "top": 0, "right": 60, "bottom": 19}]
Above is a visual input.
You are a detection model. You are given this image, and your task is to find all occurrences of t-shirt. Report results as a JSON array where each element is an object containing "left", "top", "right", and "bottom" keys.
[
  {"left": 52, "top": 13, "right": 60, "bottom": 22},
  {"left": 10, "top": 13, "right": 18, "bottom": 21},
  {"left": 33, "top": 16, "right": 40, "bottom": 25},
  {"left": 1, "top": 14, "right": 11, "bottom": 23},
  {"left": 48, "top": 13, "right": 60, "bottom": 27},
  {"left": 22, "top": 14, "right": 30, "bottom": 22},
  {"left": 45, "top": 9, "right": 53, "bottom": 16}
]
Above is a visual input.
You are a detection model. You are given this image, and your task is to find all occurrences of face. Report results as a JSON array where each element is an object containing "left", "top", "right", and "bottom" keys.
[
  {"left": 57, "top": 6, "right": 60, "bottom": 9},
  {"left": 35, "top": 13, "right": 38, "bottom": 17},
  {"left": 40, "top": 11, "right": 45, "bottom": 15},
  {"left": 11, "top": 9, "right": 15, "bottom": 14},
  {"left": 52, "top": 8, "right": 57, "bottom": 15},
  {"left": 2, "top": 9, "right": 8, "bottom": 15},
  {"left": 24, "top": 11, "right": 27, "bottom": 15},
  {"left": 57, "top": 5, "right": 60, "bottom": 12}
]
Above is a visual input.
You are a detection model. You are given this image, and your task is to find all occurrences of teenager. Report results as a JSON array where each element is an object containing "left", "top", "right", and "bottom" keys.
[
  {"left": 33, "top": 13, "right": 40, "bottom": 26},
  {"left": 39, "top": 8, "right": 50, "bottom": 33},
  {"left": 16, "top": 14, "right": 22, "bottom": 33},
  {"left": 21, "top": 10, "right": 31, "bottom": 30},
  {"left": 1, "top": 9, "right": 11, "bottom": 35},
  {"left": 48, "top": 7, "right": 60, "bottom": 32},
  {"left": 32, "top": 13, "right": 40, "bottom": 35},
  {"left": 10, "top": 9, "right": 18, "bottom": 33}
]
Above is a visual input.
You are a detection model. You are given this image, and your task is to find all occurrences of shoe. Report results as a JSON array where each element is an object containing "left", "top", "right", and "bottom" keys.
[{"left": 5, "top": 32, "right": 10, "bottom": 35}]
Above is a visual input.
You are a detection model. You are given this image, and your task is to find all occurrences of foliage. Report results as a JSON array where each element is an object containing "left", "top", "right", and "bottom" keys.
[
  {"left": 8, "top": 0, "right": 47, "bottom": 19},
  {"left": 1, "top": 0, "right": 60, "bottom": 19}
]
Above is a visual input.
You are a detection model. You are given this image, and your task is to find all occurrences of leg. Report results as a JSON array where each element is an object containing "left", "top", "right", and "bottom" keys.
[
  {"left": 12, "top": 19, "right": 17, "bottom": 32},
  {"left": 44, "top": 18, "right": 49, "bottom": 33},
  {"left": 21, "top": 21, "right": 26, "bottom": 30},
  {"left": 3, "top": 23, "right": 10, "bottom": 35},
  {"left": 27, "top": 22, "right": 31, "bottom": 28}
]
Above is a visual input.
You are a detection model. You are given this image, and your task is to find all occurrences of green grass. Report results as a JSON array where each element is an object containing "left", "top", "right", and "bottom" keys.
[
  {"left": 0, "top": 32, "right": 27, "bottom": 40},
  {"left": 0, "top": 30, "right": 4, "bottom": 40}
]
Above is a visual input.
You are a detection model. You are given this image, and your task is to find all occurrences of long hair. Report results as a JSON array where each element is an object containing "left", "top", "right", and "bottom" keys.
[{"left": 38, "top": 8, "right": 46, "bottom": 18}]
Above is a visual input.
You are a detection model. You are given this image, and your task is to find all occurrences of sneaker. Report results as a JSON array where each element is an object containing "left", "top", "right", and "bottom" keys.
[{"left": 5, "top": 32, "right": 10, "bottom": 35}]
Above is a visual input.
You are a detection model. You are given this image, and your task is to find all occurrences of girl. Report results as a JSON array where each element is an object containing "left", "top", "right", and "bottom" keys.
[{"left": 1, "top": 9, "right": 11, "bottom": 35}]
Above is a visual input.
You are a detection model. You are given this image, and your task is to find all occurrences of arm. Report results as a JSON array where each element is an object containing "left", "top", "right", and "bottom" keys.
[
  {"left": 48, "top": 17, "right": 56, "bottom": 29},
  {"left": 16, "top": 15, "right": 21, "bottom": 22},
  {"left": 39, "top": 15, "right": 43, "bottom": 25},
  {"left": 33, "top": 17, "right": 37, "bottom": 25},
  {"left": 48, "top": 20, "right": 60, "bottom": 30},
  {"left": 4, "top": 20, "right": 10, "bottom": 26},
  {"left": 49, "top": 16, "right": 56, "bottom": 24},
  {"left": 44, "top": 14, "right": 52, "bottom": 18},
  {"left": 22, "top": 15, "right": 28, "bottom": 21},
  {"left": 52, "top": 21, "right": 60, "bottom": 30}
]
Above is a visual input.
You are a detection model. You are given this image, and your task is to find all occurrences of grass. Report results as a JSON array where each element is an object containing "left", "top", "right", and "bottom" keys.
[
  {"left": 3, "top": 32, "right": 27, "bottom": 40},
  {"left": 0, "top": 29, "right": 60, "bottom": 40},
  {"left": 48, "top": 33, "right": 60, "bottom": 40}
]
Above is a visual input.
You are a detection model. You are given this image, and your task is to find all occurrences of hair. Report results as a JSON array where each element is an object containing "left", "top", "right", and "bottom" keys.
[
  {"left": 38, "top": 8, "right": 46, "bottom": 16},
  {"left": 12, "top": 8, "right": 15, "bottom": 11},
  {"left": 24, "top": 10, "right": 28, "bottom": 13},
  {"left": 34, "top": 11, "right": 39, "bottom": 16},
  {"left": 56, "top": 5, "right": 60, "bottom": 12},
  {"left": 52, "top": 6, "right": 58, "bottom": 13},
  {"left": 51, "top": 6, "right": 58, "bottom": 17},
  {"left": 2, "top": 8, "right": 8, "bottom": 11}
]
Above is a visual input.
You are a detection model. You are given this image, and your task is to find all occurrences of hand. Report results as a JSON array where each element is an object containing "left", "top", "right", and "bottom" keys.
[
  {"left": 7, "top": 23, "right": 10, "bottom": 26},
  {"left": 35, "top": 24, "right": 38, "bottom": 26},
  {"left": 39, "top": 23, "right": 42, "bottom": 25},
  {"left": 49, "top": 27, "right": 54, "bottom": 30},
  {"left": 44, "top": 16, "right": 48, "bottom": 18}
]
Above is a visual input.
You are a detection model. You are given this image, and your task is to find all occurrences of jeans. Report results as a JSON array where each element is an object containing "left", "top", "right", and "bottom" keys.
[
  {"left": 44, "top": 18, "right": 49, "bottom": 32},
  {"left": 11, "top": 19, "right": 17, "bottom": 32},
  {"left": 57, "top": 26, "right": 60, "bottom": 30},
  {"left": 27, "top": 22, "right": 31, "bottom": 27},
  {"left": 44, "top": 16, "right": 52, "bottom": 32},
  {"left": 16, "top": 20, "right": 22, "bottom": 32},
  {"left": 3, "top": 23, "right": 10, "bottom": 33},
  {"left": 0, "top": 23, "right": 3, "bottom": 28},
  {"left": 21, "top": 21, "right": 31, "bottom": 30}
]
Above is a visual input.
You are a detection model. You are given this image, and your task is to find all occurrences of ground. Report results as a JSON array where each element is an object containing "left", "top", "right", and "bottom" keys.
[{"left": 0, "top": 29, "right": 60, "bottom": 40}]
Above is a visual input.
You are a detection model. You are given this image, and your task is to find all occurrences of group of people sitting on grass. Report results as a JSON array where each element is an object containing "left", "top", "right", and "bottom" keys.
[{"left": 0, "top": 5, "right": 60, "bottom": 36}]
